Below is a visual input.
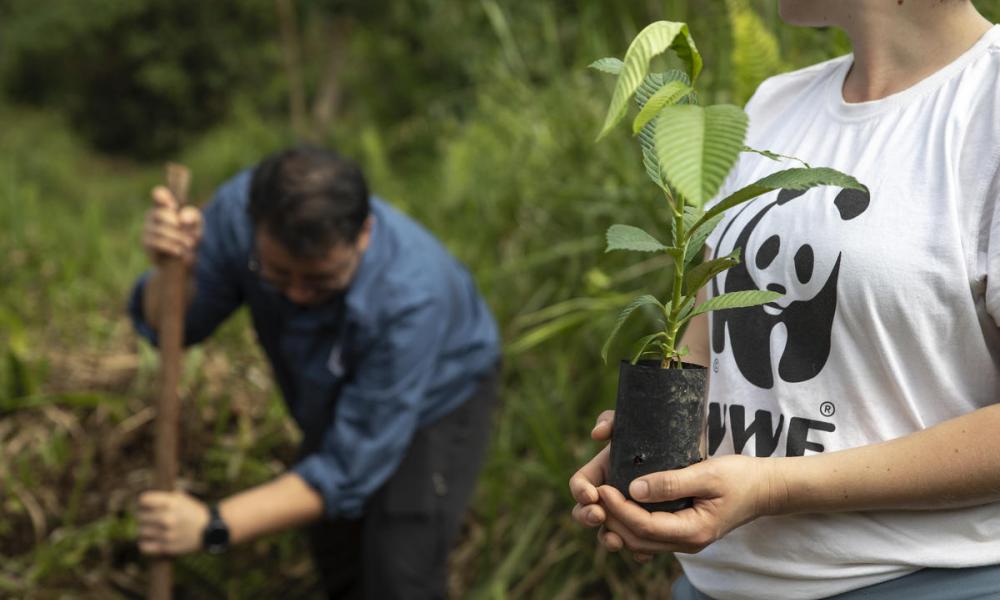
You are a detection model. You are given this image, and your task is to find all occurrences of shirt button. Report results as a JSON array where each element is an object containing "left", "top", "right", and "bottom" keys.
[{"left": 432, "top": 472, "right": 448, "bottom": 496}]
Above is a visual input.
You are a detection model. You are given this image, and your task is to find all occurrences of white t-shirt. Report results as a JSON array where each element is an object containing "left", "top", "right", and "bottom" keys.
[{"left": 679, "top": 25, "right": 1000, "bottom": 600}]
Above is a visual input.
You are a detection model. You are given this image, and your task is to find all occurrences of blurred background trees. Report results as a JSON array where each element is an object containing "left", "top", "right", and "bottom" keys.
[{"left": 2, "top": 1, "right": 997, "bottom": 597}]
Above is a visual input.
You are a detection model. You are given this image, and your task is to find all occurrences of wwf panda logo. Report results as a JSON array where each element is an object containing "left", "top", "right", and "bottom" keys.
[{"left": 710, "top": 186, "right": 871, "bottom": 389}]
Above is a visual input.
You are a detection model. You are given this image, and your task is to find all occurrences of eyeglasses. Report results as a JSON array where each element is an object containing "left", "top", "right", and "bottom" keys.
[{"left": 247, "top": 248, "right": 358, "bottom": 296}]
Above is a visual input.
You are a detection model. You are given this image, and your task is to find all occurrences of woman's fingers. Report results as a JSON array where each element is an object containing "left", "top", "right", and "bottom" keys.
[
  {"left": 598, "top": 525, "right": 624, "bottom": 552},
  {"left": 599, "top": 484, "right": 717, "bottom": 554},
  {"left": 629, "top": 461, "right": 718, "bottom": 504},
  {"left": 591, "top": 410, "right": 615, "bottom": 441},
  {"left": 572, "top": 502, "right": 606, "bottom": 528},
  {"left": 603, "top": 512, "right": 675, "bottom": 554},
  {"left": 569, "top": 445, "right": 610, "bottom": 505}
]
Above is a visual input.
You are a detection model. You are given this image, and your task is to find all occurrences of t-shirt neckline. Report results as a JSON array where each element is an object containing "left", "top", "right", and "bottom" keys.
[{"left": 824, "top": 24, "right": 999, "bottom": 122}]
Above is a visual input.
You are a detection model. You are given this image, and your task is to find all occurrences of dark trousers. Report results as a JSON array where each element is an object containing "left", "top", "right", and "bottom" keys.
[{"left": 307, "top": 366, "right": 499, "bottom": 600}]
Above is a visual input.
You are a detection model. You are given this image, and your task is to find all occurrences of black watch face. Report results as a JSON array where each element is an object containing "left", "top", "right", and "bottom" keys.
[{"left": 204, "top": 523, "right": 229, "bottom": 553}]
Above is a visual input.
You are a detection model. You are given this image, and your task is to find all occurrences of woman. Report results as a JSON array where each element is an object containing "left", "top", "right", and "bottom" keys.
[{"left": 570, "top": 1, "right": 1000, "bottom": 598}]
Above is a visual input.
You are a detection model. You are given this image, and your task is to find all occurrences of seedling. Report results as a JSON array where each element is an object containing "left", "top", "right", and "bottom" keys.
[{"left": 592, "top": 21, "right": 865, "bottom": 369}]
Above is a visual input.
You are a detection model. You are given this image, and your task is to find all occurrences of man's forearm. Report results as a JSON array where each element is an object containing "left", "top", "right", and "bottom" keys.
[
  {"left": 219, "top": 473, "right": 325, "bottom": 545},
  {"left": 770, "top": 403, "right": 1000, "bottom": 515}
]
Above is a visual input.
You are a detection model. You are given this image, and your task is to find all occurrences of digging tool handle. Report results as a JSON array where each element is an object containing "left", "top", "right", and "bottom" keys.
[{"left": 150, "top": 163, "right": 191, "bottom": 600}]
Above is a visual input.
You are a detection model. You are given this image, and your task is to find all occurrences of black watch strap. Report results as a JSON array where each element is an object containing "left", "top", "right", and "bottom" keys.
[{"left": 202, "top": 504, "right": 230, "bottom": 554}]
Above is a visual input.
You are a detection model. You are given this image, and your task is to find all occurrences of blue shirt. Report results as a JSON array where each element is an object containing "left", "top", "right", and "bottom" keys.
[{"left": 129, "top": 170, "right": 500, "bottom": 517}]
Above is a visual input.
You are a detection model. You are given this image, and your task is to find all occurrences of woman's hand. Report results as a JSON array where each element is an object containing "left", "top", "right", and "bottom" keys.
[
  {"left": 137, "top": 490, "right": 210, "bottom": 556},
  {"left": 570, "top": 410, "right": 656, "bottom": 560},
  {"left": 569, "top": 410, "right": 615, "bottom": 528},
  {"left": 597, "top": 455, "right": 783, "bottom": 557}
]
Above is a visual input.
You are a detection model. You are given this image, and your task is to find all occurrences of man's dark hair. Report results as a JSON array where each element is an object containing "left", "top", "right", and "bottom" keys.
[{"left": 248, "top": 146, "right": 370, "bottom": 257}]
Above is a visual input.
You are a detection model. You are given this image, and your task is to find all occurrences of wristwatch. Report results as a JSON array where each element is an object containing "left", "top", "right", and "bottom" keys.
[{"left": 202, "top": 505, "right": 230, "bottom": 554}]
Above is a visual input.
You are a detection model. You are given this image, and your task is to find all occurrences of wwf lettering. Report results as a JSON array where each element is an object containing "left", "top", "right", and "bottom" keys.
[{"left": 707, "top": 403, "right": 835, "bottom": 457}]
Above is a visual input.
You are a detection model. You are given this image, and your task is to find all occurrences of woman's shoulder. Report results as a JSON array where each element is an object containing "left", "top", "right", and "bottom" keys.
[{"left": 744, "top": 55, "right": 851, "bottom": 116}]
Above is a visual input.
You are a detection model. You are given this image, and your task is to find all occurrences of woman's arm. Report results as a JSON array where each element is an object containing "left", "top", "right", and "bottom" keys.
[
  {"left": 591, "top": 390, "right": 1000, "bottom": 558},
  {"left": 774, "top": 403, "right": 1000, "bottom": 513}
]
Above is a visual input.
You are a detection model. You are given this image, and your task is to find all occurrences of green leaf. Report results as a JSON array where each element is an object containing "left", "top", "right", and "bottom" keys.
[
  {"left": 605, "top": 224, "right": 668, "bottom": 253},
  {"left": 636, "top": 70, "right": 695, "bottom": 190},
  {"left": 675, "top": 294, "right": 698, "bottom": 323},
  {"left": 631, "top": 331, "right": 667, "bottom": 364},
  {"left": 596, "top": 21, "right": 702, "bottom": 141},
  {"left": 632, "top": 80, "right": 694, "bottom": 134},
  {"left": 687, "top": 290, "right": 782, "bottom": 320},
  {"left": 638, "top": 124, "right": 656, "bottom": 158},
  {"left": 685, "top": 212, "right": 724, "bottom": 264},
  {"left": 512, "top": 295, "right": 629, "bottom": 329},
  {"left": 683, "top": 249, "right": 740, "bottom": 295},
  {"left": 602, "top": 295, "right": 665, "bottom": 363},
  {"left": 589, "top": 57, "right": 624, "bottom": 75},
  {"left": 688, "top": 167, "right": 866, "bottom": 241},
  {"left": 654, "top": 104, "right": 748, "bottom": 209},
  {"left": 742, "top": 145, "right": 810, "bottom": 168},
  {"left": 506, "top": 312, "right": 594, "bottom": 355},
  {"left": 635, "top": 70, "right": 691, "bottom": 109},
  {"left": 642, "top": 147, "right": 666, "bottom": 190}
]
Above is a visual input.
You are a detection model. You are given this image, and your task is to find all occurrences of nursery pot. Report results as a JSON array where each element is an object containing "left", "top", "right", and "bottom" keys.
[{"left": 608, "top": 360, "right": 707, "bottom": 512}]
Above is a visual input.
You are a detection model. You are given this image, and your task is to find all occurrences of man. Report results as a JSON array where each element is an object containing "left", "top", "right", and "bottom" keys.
[{"left": 131, "top": 146, "right": 500, "bottom": 599}]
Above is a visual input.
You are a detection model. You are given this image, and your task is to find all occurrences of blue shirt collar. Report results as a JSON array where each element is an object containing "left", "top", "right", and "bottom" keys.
[{"left": 344, "top": 199, "right": 387, "bottom": 323}]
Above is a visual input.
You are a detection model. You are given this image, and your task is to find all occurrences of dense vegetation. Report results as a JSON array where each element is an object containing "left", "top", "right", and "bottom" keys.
[{"left": 2, "top": 1, "right": 996, "bottom": 597}]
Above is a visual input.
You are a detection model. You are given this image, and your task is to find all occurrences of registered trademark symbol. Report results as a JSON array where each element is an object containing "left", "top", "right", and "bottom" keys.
[
  {"left": 713, "top": 358, "right": 719, "bottom": 373},
  {"left": 820, "top": 401, "right": 836, "bottom": 417}
]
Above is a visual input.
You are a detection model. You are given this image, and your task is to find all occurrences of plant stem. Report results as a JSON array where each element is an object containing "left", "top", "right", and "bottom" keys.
[{"left": 664, "top": 198, "right": 686, "bottom": 369}]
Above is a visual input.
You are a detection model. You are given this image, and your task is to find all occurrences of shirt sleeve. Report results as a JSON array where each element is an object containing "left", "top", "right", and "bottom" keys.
[
  {"left": 291, "top": 294, "right": 446, "bottom": 518},
  {"left": 983, "top": 161, "right": 1000, "bottom": 327},
  {"left": 127, "top": 191, "right": 245, "bottom": 347}
]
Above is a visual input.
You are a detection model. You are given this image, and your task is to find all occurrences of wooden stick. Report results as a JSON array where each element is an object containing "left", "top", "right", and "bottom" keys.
[{"left": 150, "top": 163, "right": 191, "bottom": 600}]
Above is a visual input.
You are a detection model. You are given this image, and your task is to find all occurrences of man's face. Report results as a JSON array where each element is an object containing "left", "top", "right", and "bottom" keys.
[{"left": 252, "top": 217, "right": 372, "bottom": 307}]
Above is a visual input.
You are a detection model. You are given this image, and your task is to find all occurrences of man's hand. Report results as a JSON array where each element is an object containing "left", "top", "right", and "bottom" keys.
[
  {"left": 143, "top": 186, "right": 203, "bottom": 268},
  {"left": 137, "top": 490, "right": 211, "bottom": 556},
  {"left": 596, "top": 455, "right": 781, "bottom": 558},
  {"left": 139, "top": 186, "right": 202, "bottom": 328}
]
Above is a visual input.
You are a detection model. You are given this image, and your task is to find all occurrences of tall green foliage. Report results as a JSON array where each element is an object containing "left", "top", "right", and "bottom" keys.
[
  {"left": 727, "top": 0, "right": 785, "bottom": 104},
  {"left": 0, "top": 0, "right": 279, "bottom": 157}
]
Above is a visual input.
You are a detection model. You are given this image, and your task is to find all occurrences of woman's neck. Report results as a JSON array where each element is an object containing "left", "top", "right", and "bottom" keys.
[{"left": 839, "top": 2, "right": 991, "bottom": 103}]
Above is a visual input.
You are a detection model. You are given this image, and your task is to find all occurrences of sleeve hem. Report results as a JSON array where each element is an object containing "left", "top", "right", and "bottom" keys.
[{"left": 292, "top": 457, "right": 364, "bottom": 519}]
